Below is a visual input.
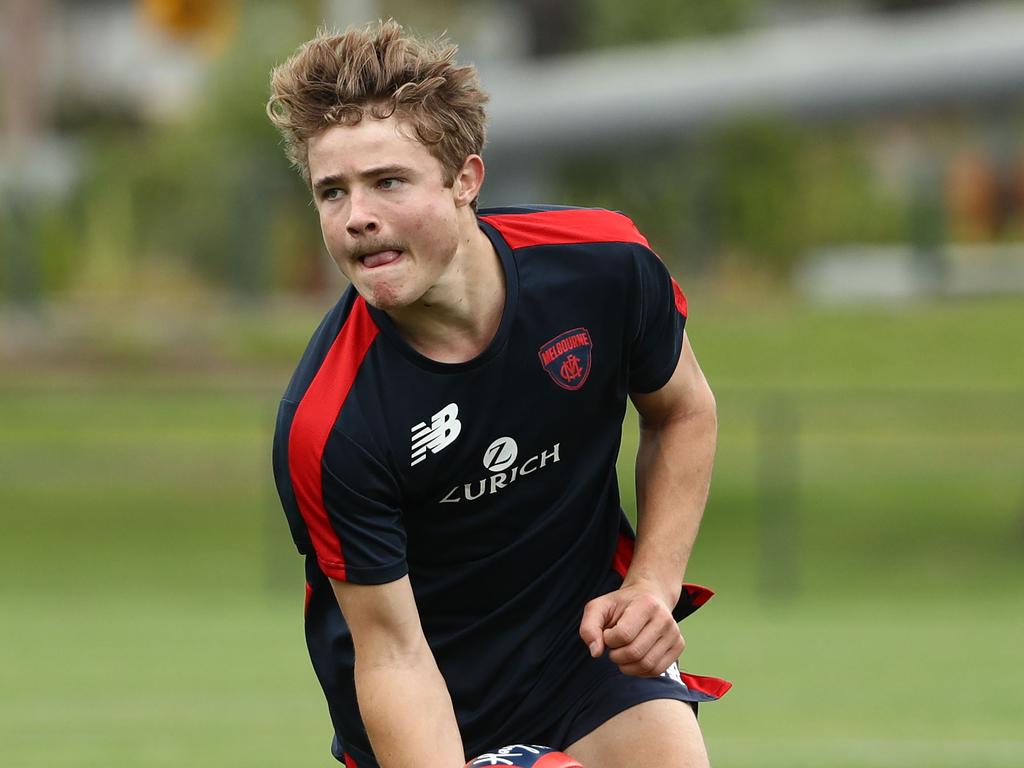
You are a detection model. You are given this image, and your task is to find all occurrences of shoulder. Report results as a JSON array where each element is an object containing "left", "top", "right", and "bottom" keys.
[
  {"left": 277, "top": 286, "right": 388, "bottom": 469},
  {"left": 281, "top": 285, "right": 381, "bottom": 406},
  {"left": 477, "top": 204, "right": 652, "bottom": 251}
]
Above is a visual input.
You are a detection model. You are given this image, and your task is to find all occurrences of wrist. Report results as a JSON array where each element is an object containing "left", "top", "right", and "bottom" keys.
[{"left": 620, "top": 571, "right": 682, "bottom": 609}]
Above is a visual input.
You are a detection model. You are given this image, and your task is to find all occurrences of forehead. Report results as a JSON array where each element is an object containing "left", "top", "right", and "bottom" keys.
[{"left": 307, "top": 115, "right": 438, "bottom": 179}]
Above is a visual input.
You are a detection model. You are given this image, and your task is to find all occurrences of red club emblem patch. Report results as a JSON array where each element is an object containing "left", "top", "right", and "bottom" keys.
[{"left": 538, "top": 327, "right": 593, "bottom": 390}]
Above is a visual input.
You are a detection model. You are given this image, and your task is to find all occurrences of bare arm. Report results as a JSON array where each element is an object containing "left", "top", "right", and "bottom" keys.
[
  {"left": 579, "top": 333, "right": 717, "bottom": 675},
  {"left": 628, "top": 332, "right": 716, "bottom": 607},
  {"left": 330, "top": 575, "right": 465, "bottom": 768}
]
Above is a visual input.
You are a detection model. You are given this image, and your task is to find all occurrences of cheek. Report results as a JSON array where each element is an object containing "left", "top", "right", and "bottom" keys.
[
  {"left": 319, "top": 215, "right": 348, "bottom": 260},
  {"left": 413, "top": 206, "right": 459, "bottom": 257}
]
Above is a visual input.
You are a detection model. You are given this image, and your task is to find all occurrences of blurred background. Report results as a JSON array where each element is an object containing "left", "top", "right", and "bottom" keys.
[{"left": 1, "top": 0, "right": 1022, "bottom": 765}]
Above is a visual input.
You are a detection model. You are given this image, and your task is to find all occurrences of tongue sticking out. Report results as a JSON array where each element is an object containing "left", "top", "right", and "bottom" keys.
[{"left": 361, "top": 250, "right": 401, "bottom": 269}]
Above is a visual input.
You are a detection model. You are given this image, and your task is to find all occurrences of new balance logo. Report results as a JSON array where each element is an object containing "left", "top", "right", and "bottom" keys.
[{"left": 410, "top": 403, "right": 462, "bottom": 466}]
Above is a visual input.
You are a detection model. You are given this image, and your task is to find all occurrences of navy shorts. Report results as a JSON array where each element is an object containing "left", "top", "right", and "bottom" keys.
[
  {"left": 537, "top": 662, "right": 699, "bottom": 750},
  {"left": 332, "top": 661, "right": 719, "bottom": 767}
]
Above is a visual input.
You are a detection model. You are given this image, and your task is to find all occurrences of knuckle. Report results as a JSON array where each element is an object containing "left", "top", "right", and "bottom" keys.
[
  {"left": 608, "top": 645, "right": 634, "bottom": 664},
  {"left": 622, "top": 645, "right": 645, "bottom": 663},
  {"left": 638, "top": 594, "right": 659, "bottom": 612},
  {"left": 607, "top": 625, "right": 634, "bottom": 645}
]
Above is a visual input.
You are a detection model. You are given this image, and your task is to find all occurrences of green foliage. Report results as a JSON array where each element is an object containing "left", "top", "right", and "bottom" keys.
[
  {"left": 558, "top": 119, "right": 910, "bottom": 278},
  {"left": 581, "top": 0, "right": 756, "bottom": 47},
  {"left": 0, "top": 194, "right": 83, "bottom": 301},
  {"left": 713, "top": 119, "right": 807, "bottom": 273},
  {"left": 68, "top": 4, "right": 325, "bottom": 300},
  {"left": 555, "top": 140, "right": 711, "bottom": 275}
]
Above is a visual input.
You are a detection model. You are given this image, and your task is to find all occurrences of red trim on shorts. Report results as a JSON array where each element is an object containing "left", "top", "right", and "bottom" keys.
[
  {"left": 304, "top": 582, "right": 313, "bottom": 614},
  {"left": 288, "top": 297, "right": 379, "bottom": 581},
  {"left": 344, "top": 752, "right": 359, "bottom": 768},
  {"left": 683, "top": 583, "right": 714, "bottom": 608},
  {"left": 480, "top": 209, "right": 652, "bottom": 250},
  {"left": 680, "top": 672, "right": 733, "bottom": 699},
  {"left": 671, "top": 278, "right": 688, "bottom": 318}
]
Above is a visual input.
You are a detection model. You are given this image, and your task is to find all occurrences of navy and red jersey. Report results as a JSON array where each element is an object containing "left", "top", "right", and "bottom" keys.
[{"left": 272, "top": 205, "right": 727, "bottom": 760}]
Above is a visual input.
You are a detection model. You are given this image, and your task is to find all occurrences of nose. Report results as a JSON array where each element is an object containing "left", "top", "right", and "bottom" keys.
[{"left": 345, "top": 189, "right": 379, "bottom": 237}]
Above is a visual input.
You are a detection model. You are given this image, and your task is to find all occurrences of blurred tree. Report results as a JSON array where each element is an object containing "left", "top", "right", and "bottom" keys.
[
  {"left": 379, "top": 0, "right": 462, "bottom": 36},
  {"left": 714, "top": 119, "right": 806, "bottom": 275},
  {"left": 867, "top": 0, "right": 969, "bottom": 11},
  {"left": 73, "top": 3, "right": 326, "bottom": 300},
  {"left": 557, "top": 119, "right": 908, "bottom": 280},
  {"left": 580, "top": 0, "right": 755, "bottom": 48},
  {"left": 517, "top": 0, "right": 586, "bottom": 56}
]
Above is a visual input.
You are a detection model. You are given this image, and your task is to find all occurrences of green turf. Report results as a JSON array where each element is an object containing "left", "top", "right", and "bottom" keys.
[{"left": 2, "top": 296, "right": 1022, "bottom": 766}]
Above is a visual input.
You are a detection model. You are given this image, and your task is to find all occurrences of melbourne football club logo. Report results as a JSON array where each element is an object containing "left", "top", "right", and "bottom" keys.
[
  {"left": 410, "top": 402, "right": 462, "bottom": 466},
  {"left": 538, "top": 327, "right": 592, "bottom": 390}
]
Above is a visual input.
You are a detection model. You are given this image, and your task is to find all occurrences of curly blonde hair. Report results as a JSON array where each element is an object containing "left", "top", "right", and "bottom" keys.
[{"left": 266, "top": 20, "right": 489, "bottom": 196}]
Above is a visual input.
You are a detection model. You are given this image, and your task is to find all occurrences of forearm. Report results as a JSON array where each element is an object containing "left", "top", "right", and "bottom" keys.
[
  {"left": 355, "top": 641, "right": 464, "bottom": 768},
  {"left": 330, "top": 576, "right": 464, "bottom": 768},
  {"left": 628, "top": 395, "right": 717, "bottom": 606}
]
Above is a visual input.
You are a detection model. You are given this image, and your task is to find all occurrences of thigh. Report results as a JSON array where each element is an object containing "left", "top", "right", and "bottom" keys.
[{"left": 564, "top": 698, "right": 709, "bottom": 768}]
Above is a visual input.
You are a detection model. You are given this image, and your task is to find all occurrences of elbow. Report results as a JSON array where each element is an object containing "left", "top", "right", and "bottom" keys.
[
  {"left": 704, "top": 382, "right": 718, "bottom": 430},
  {"left": 354, "top": 633, "right": 432, "bottom": 675}
]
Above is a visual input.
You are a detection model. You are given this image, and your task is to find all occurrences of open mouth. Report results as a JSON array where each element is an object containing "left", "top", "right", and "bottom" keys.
[{"left": 358, "top": 250, "right": 403, "bottom": 269}]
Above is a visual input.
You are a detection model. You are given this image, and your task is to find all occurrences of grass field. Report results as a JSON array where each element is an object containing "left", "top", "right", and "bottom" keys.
[{"left": 1, "top": 296, "right": 1022, "bottom": 767}]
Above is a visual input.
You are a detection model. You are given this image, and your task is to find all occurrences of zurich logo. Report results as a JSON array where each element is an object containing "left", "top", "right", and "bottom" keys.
[{"left": 483, "top": 437, "right": 518, "bottom": 472}]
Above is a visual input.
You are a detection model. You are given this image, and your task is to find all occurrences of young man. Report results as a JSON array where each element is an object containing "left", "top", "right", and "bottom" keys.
[{"left": 269, "top": 20, "right": 729, "bottom": 768}]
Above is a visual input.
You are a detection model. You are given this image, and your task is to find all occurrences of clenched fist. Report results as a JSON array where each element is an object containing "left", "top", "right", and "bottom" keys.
[{"left": 579, "top": 583, "right": 685, "bottom": 677}]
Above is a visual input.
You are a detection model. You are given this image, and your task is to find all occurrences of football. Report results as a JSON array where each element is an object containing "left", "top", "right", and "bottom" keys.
[{"left": 466, "top": 745, "right": 584, "bottom": 768}]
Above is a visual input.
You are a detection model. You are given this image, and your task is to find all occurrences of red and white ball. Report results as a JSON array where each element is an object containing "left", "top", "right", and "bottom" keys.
[{"left": 466, "top": 745, "right": 583, "bottom": 768}]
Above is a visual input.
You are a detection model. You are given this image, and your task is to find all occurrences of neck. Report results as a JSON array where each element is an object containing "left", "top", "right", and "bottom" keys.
[{"left": 387, "top": 213, "right": 504, "bottom": 364}]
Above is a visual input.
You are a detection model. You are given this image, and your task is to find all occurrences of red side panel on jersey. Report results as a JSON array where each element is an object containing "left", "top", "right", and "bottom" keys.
[
  {"left": 612, "top": 531, "right": 713, "bottom": 615},
  {"left": 611, "top": 530, "right": 634, "bottom": 578},
  {"left": 288, "top": 296, "right": 379, "bottom": 581},
  {"left": 481, "top": 209, "right": 651, "bottom": 250}
]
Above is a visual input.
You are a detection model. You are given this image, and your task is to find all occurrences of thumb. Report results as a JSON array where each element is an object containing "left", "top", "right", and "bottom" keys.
[{"left": 579, "top": 596, "right": 614, "bottom": 657}]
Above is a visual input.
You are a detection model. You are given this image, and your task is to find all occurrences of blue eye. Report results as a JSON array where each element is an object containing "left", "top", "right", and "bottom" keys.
[
  {"left": 323, "top": 188, "right": 343, "bottom": 201},
  {"left": 379, "top": 178, "right": 402, "bottom": 190}
]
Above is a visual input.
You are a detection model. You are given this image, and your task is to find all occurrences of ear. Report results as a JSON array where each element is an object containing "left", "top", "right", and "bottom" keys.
[{"left": 452, "top": 154, "right": 485, "bottom": 208}]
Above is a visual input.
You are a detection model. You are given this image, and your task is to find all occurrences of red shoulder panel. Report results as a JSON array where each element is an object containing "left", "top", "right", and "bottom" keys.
[
  {"left": 480, "top": 209, "right": 651, "bottom": 250},
  {"left": 288, "top": 296, "right": 379, "bottom": 581}
]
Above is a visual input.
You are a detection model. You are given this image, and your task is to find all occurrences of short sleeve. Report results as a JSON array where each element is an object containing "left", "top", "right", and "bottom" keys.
[
  {"left": 273, "top": 398, "right": 408, "bottom": 585},
  {"left": 319, "top": 431, "right": 407, "bottom": 584},
  {"left": 628, "top": 246, "right": 688, "bottom": 393}
]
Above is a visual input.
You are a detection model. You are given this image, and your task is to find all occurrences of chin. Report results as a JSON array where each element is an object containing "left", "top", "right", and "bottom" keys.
[{"left": 359, "top": 281, "right": 418, "bottom": 312}]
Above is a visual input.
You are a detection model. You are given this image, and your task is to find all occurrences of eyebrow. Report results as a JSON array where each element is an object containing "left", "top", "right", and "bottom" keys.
[{"left": 312, "top": 164, "right": 414, "bottom": 191}]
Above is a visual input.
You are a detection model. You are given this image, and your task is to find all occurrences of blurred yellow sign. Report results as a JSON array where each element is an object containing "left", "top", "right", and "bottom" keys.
[{"left": 140, "top": 0, "right": 236, "bottom": 51}]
